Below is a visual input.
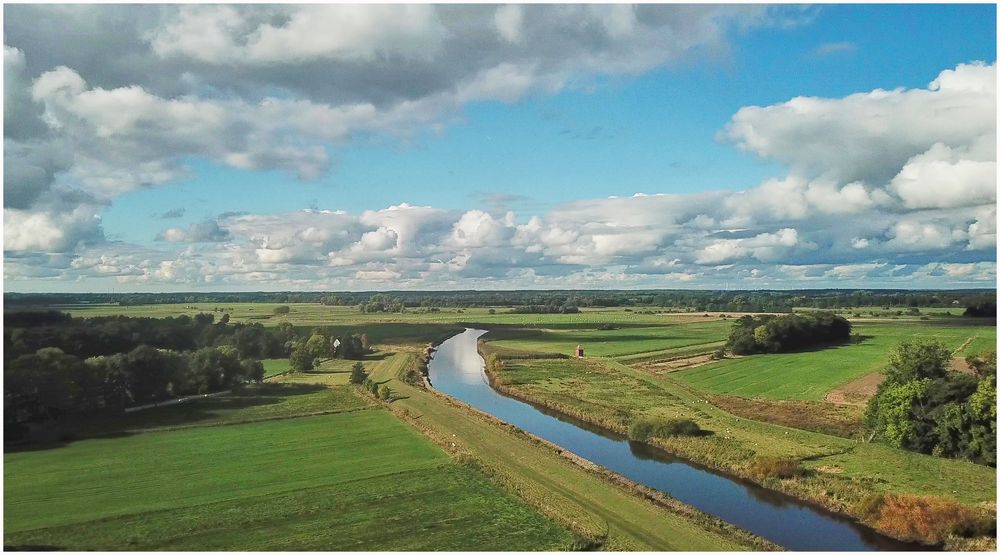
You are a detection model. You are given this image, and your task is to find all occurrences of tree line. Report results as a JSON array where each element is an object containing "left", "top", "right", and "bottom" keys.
[
  {"left": 865, "top": 342, "right": 995, "bottom": 466},
  {"left": 6, "top": 289, "right": 994, "bottom": 312},
  {"left": 4, "top": 312, "right": 298, "bottom": 439},
  {"left": 5, "top": 311, "right": 293, "bottom": 365},
  {"left": 723, "top": 313, "right": 853, "bottom": 355}
]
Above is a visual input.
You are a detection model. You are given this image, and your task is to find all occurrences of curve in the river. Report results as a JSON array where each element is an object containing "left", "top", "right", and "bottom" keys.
[{"left": 427, "top": 328, "right": 929, "bottom": 552}]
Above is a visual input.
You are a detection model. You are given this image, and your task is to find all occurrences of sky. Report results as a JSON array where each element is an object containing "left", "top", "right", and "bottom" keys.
[{"left": 3, "top": 3, "right": 997, "bottom": 292}]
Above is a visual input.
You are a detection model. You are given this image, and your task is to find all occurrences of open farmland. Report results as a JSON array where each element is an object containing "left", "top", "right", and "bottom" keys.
[
  {"left": 673, "top": 320, "right": 997, "bottom": 400},
  {"left": 486, "top": 354, "right": 996, "bottom": 509},
  {"left": 4, "top": 403, "right": 575, "bottom": 551},
  {"left": 483, "top": 320, "right": 730, "bottom": 358}
]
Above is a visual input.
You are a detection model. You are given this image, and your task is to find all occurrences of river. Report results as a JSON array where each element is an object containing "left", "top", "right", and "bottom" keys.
[{"left": 426, "top": 328, "right": 925, "bottom": 551}]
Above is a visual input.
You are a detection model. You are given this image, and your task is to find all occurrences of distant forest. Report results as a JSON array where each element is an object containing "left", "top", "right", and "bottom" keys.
[{"left": 4, "top": 289, "right": 997, "bottom": 314}]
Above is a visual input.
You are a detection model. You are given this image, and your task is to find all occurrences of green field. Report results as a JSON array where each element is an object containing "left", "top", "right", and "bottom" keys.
[
  {"left": 484, "top": 320, "right": 731, "bottom": 358},
  {"left": 61, "top": 302, "right": 698, "bottom": 328},
  {"left": 674, "top": 321, "right": 997, "bottom": 400},
  {"left": 4, "top": 409, "right": 574, "bottom": 550}
]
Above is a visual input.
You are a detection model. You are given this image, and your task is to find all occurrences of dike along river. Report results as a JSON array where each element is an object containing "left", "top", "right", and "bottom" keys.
[{"left": 427, "top": 328, "right": 925, "bottom": 552}]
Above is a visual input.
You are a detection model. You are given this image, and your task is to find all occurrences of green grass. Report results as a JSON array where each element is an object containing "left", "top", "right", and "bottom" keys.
[
  {"left": 485, "top": 320, "right": 731, "bottom": 358},
  {"left": 674, "top": 321, "right": 997, "bottom": 400},
  {"left": 367, "top": 352, "right": 758, "bottom": 550},
  {"left": 261, "top": 358, "right": 289, "bottom": 377},
  {"left": 61, "top": 302, "right": 710, "bottom": 328},
  {"left": 63, "top": 381, "right": 368, "bottom": 438},
  {"left": 489, "top": 356, "right": 995, "bottom": 511},
  {"left": 4, "top": 411, "right": 574, "bottom": 551}
]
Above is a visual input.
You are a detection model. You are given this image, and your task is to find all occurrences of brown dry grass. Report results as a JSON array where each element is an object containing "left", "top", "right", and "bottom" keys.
[
  {"left": 858, "top": 493, "right": 994, "bottom": 545},
  {"left": 708, "top": 394, "right": 864, "bottom": 438},
  {"left": 746, "top": 457, "right": 800, "bottom": 481}
]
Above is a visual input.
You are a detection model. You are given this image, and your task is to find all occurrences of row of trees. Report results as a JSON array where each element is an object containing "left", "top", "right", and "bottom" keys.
[
  {"left": 5, "top": 312, "right": 294, "bottom": 365},
  {"left": 8, "top": 290, "right": 994, "bottom": 311},
  {"left": 865, "top": 342, "right": 995, "bottom": 466},
  {"left": 509, "top": 304, "right": 580, "bottom": 314},
  {"left": 724, "top": 313, "right": 852, "bottom": 355},
  {"left": 6, "top": 344, "right": 264, "bottom": 438},
  {"left": 358, "top": 294, "right": 405, "bottom": 313}
]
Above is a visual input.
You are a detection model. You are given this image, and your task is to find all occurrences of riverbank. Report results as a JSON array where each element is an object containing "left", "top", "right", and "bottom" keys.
[
  {"left": 479, "top": 337, "right": 995, "bottom": 549},
  {"left": 365, "top": 348, "right": 775, "bottom": 551}
]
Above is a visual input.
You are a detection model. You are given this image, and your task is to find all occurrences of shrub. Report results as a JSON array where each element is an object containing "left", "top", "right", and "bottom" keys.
[
  {"left": 378, "top": 385, "right": 392, "bottom": 401},
  {"left": 628, "top": 416, "right": 703, "bottom": 442},
  {"left": 349, "top": 361, "right": 366, "bottom": 384},
  {"left": 857, "top": 493, "right": 991, "bottom": 544},
  {"left": 272, "top": 305, "right": 290, "bottom": 315},
  {"left": 747, "top": 457, "right": 800, "bottom": 480}
]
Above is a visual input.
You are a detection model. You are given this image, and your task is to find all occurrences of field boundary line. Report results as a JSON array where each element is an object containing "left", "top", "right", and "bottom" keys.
[{"left": 68, "top": 405, "right": 378, "bottom": 440}]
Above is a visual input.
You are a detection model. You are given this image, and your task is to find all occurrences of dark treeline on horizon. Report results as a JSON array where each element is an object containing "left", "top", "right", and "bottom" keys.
[{"left": 4, "top": 289, "right": 996, "bottom": 314}]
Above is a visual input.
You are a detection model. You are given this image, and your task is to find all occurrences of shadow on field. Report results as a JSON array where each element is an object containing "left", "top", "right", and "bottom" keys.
[
  {"left": 4, "top": 545, "right": 65, "bottom": 551},
  {"left": 5, "top": 383, "right": 327, "bottom": 453}
]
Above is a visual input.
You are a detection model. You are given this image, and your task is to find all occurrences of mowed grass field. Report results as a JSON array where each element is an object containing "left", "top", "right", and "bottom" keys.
[
  {"left": 674, "top": 321, "right": 997, "bottom": 400},
  {"left": 484, "top": 320, "right": 731, "bottom": 358},
  {"left": 4, "top": 373, "right": 576, "bottom": 550}
]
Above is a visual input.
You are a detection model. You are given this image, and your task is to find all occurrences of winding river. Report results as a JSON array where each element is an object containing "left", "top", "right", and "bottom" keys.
[{"left": 427, "top": 328, "right": 925, "bottom": 551}]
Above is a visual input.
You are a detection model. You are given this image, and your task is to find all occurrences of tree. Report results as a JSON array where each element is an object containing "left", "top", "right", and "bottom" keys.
[
  {"left": 883, "top": 340, "right": 951, "bottom": 385},
  {"left": 349, "top": 361, "right": 367, "bottom": 384},
  {"left": 289, "top": 339, "right": 314, "bottom": 372},
  {"left": 378, "top": 384, "right": 391, "bottom": 401},
  {"left": 864, "top": 378, "right": 932, "bottom": 448},
  {"left": 241, "top": 358, "right": 265, "bottom": 384},
  {"left": 273, "top": 305, "right": 291, "bottom": 316},
  {"left": 304, "top": 333, "right": 332, "bottom": 361}
]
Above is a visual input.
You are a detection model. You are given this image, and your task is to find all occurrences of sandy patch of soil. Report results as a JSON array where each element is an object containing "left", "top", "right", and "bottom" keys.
[{"left": 825, "top": 372, "right": 885, "bottom": 406}]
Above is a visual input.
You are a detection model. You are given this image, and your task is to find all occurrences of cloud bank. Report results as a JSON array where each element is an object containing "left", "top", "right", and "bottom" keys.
[{"left": 2, "top": 5, "right": 995, "bottom": 290}]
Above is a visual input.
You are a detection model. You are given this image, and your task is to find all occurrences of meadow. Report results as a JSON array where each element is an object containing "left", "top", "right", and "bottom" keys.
[
  {"left": 674, "top": 321, "right": 996, "bottom": 400},
  {"left": 4, "top": 360, "right": 577, "bottom": 551},
  {"left": 487, "top": 355, "right": 995, "bottom": 530},
  {"left": 9, "top": 301, "right": 995, "bottom": 550}
]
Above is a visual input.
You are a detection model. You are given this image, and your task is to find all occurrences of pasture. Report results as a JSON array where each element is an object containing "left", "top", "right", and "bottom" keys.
[
  {"left": 483, "top": 320, "right": 730, "bottom": 358},
  {"left": 673, "top": 321, "right": 997, "bottom": 400},
  {"left": 4, "top": 410, "right": 575, "bottom": 551}
]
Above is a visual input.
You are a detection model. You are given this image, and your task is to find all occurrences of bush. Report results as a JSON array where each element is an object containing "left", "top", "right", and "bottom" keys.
[
  {"left": 349, "top": 361, "right": 366, "bottom": 384},
  {"left": 628, "top": 416, "right": 703, "bottom": 442},
  {"left": 857, "top": 493, "right": 992, "bottom": 544},
  {"left": 747, "top": 457, "right": 800, "bottom": 480},
  {"left": 272, "top": 305, "right": 290, "bottom": 315}
]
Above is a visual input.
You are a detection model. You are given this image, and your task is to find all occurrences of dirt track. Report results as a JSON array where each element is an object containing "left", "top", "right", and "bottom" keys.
[{"left": 639, "top": 353, "right": 717, "bottom": 373}]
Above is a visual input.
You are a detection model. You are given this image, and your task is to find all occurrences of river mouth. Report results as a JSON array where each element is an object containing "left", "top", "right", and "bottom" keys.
[{"left": 427, "top": 328, "right": 931, "bottom": 552}]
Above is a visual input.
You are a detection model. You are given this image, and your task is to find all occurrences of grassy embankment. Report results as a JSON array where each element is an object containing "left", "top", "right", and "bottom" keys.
[
  {"left": 482, "top": 336, "right": 996, "bottom": 548},
  {"left": 3, "top": 359, "right": 577, "bottom": 551},
  {"left": 364, "top": 350, "right": 772, "bottom": 551}
]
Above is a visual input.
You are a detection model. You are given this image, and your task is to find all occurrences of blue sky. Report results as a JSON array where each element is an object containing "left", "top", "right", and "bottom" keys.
[{"left": 4, "top": 4, "right": 997, "bottom": 291}]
